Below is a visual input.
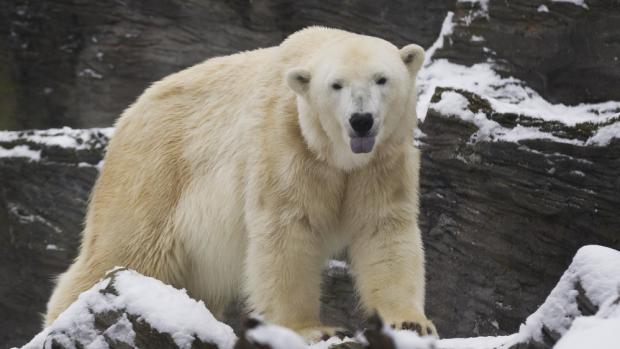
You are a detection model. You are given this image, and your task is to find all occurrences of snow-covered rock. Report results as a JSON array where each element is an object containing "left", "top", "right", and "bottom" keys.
[
  {"left": 437, "top": 245, "right": 620, "bottom": 349},
  {"left": 19, "top": 268, "right": 237, "bottom": 349},
  {"left": 0, "top": 127, "right": 112, "bottom": 165},
  {"left": 18, "top": 246, "right": 620, "bottom": 349},
  {"left": 4, "top": 5, "right": 620, "bottom": 346}
]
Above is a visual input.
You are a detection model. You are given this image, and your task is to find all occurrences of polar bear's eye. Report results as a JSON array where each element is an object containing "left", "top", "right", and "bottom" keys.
[
  {"left": 331, "top": 82, "right": 342, "bottom": 90},
  {"left": 376, "top": 77, "right": 388, "bottom": 85}
]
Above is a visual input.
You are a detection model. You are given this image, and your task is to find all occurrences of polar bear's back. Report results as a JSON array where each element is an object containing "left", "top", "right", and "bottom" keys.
[{"left": 85, "top": 28, "right": 356, "bottom": 257}]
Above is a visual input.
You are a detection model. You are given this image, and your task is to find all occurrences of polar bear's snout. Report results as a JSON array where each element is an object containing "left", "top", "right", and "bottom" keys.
[
  {"left": 349, "top": 112, "right": 374, "bottom": 136},
  {"left": 349, "top": 112, "right": 376, "bottom": 153}
]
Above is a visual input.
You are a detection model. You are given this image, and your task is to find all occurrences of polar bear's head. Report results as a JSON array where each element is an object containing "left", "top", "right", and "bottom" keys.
[{"left": 286, "top": 36, "right": 424, "bottom": 170}]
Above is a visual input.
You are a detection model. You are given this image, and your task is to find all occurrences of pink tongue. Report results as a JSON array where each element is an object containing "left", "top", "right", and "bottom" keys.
[{"left": 350, "top": 136, "right": 375, "bottom": 153}]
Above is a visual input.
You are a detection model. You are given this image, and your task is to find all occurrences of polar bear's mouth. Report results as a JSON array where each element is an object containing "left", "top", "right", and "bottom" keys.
[{"left": 350, "top": 136, "right": 375, "bottom": 153}]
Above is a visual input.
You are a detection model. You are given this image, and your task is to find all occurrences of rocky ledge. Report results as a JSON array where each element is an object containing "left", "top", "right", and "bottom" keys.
[
  {"left": 420, "top": 86, "right": 620, "bottom": 337},
  {"left": 2, "top": 82, "right": 620, "bottom": 346},
  {"left": 18, "top": 245, "right": 620, "bottom": 349}
]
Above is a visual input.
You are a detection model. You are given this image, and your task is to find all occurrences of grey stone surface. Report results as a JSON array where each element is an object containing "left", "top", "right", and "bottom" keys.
[
  {"left": 0, "top": 131, "right": 106, "bottom": 348},
  {"left": 2, "top": 0, "right": 620, "bottom": 347},
  {"left": 420, "top": 88, "right": 620, "bottom": 338},
  {"left": 435, "top": 0, "right": 620, "bottom": 105},
  {"left": 3, "top": 87, "right": 620, "bottom": 347},
  {"left": 0, "top": 0, "right": 453, "bottom": 130}
]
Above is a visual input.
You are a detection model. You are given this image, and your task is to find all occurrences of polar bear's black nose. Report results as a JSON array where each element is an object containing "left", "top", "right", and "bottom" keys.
[{"left": 350, "top": 113, "right": 374, "bottom": 136}]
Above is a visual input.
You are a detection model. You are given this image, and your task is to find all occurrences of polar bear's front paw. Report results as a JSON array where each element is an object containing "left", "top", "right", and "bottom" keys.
[
  {"left": 296, "top": 326, "right": 352, "bottom": 343},
  {"left": 396, "top": 319, "right": 437, "bottom": 337},
  {"left": 367, "top": 311, "right": 437, "bottom": 337}
]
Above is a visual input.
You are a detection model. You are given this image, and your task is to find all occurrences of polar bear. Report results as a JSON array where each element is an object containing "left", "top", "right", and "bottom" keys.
[{"left": 45, "top": 27, "right": 434, "bottom": 339}]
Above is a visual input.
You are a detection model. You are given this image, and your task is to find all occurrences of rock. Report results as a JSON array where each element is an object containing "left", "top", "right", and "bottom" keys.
[
  {"left": 0, "top": 128, "right": 111, "bottom": 348},
  {"left": 0, "top": 0, "right": 454, "bottom": 130},
  {"left": 19, "top": 268, "right": 237, "bottom": 349},
  {"left": 2, "top": 83, "right": 620, "bottom": 345},
  {"left": 420, "top": 87, "right": 620, "bottom": 338},
  {"left": 3, "top": 2, "right": 620, "bottom": 345},
  {"left": 19, "top": 245, "right": 620, "bottom": 348},
  {"left": 434, "top": 0, "right": 620, "bottom": 105}
]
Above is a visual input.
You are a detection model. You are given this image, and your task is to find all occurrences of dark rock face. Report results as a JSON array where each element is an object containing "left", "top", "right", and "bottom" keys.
[
  {"left": 21, "top": 247, "right": 620, "bottom": 348},
  {"left": 0, "top": 130, "right": 107, "bottom": 348},
  {"left": 437, "top": 0, "right": 620, "bottom": 105},
  {"left": 0, "top": 0, "right": 454, "bottom": 130},
  {"left": 420, "top": 88, "right": 620, "bottom": 337},
  {"left": 2, "top": 0, "right": 620, "bottom": 347}
]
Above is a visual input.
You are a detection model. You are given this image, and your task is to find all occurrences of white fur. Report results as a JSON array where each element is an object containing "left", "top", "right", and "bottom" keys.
[{"left": 45, "top": 27, "right": 434, "bottom": 339}]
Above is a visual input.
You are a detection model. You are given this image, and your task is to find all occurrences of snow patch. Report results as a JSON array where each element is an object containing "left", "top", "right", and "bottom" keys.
[
  {"left": 384, "top": 326, "right": 436, "bottom": 349},
  {"left": 552, "top": 0, "right": 589, "bottom": 9},
  {"left": 429, "top": 91, "right": 585, "bottom": 145},
  {"left": 0, "top": 127, "right": 113, "bottom": 149},
  {"left": 517, "top": 245, "right": 620, "bottom": 342},
  {"left": 417, "top": 13, "right": 620, "bottom": 146},
  {"left": 437, "top": 334, "right": 519, "bottom": 349},
  {"left": 246, "top": 325, "right": 307, "bottom": 349},
  {"left": 555, "top": 317, "right": 620, "bottom": 349},
  {"left": 423, "top": 12, "right": 454, "bottom": 67},
  {"left": 586, "top": 122, "right": 620, "bottom": 146},
  {"left": 21, "top": 269, "right": 237, "bottom": 349},
  {"left": 112, "top": 270, "right": 236, "bottom": 349},
  {"left": 0, "top": 145, "right": 41, "bottom": 160},
  {"left": 537, "top": 4, "right": 550, "bottom": 12}
]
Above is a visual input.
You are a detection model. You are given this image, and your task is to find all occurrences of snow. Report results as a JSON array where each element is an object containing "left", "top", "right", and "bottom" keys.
[
  {"left": 113, "top": 270, "right": 236, "bottom": 348},
  {"left": 456, "top": 0, "right": 490, "bottom": 23},
  {"left": 422, "top": 12, "right": 454, "bottom": 67},
  {"left": 20, "top": 269, "right": 237, "bottom": 349},
  {"left": 102, "top": 314, "right": 136, "bottom": 347},
  {"left": 0, "top": 145, "right": 41, "bottom": 160},
  {"left": 417, "top": 12, "right": 620, "bottom": 146},
  {"left": 538, "top": 4, "right": 550, "bottom": 12},
  {"left": 517, "top": 245, "right": 620, "bottom": 342},
  {"left": 385, "top": 327, "right": 436, "bottom": 349},
  {"left": 435, "top": 245, "right": 620, "bottom": 349},
  {"left": 457, "top": 0, "right": 489, "bottom": 12},
  {"left": 437, "top": 334, "right": 519, "bottom": 349},
  {"left": 309, "top": 336, "right": 355, "bottom": 349},
  {"left": 429, "top": 90, "right": 585, "bottom": 145},
  {"left": 554, "top": 317, "right": 620, "bottom": 349},
  {"left": 20, "top": 246, "right": 620, "bottom": 349},
  {"left": 0, "top": 127, "right": 113, "bottom": 150},
  {"left": 418, "top": 59, "right": 620, "bottom": 127},
  {"left": 586, "top": 122, "right": 620, "bottom": 146},
  {"left": 0, "top": 127, "right": 113, "bottom": 162},
  {"left": 552, "top": 0, "right": 589, "bottom": 9},
  {"left": 246, "top": 324, "right": 307, "bottom": 349}
]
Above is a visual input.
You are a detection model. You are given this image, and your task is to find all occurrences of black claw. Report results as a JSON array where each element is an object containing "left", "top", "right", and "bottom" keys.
[
  {"left": 414, "top": 323, "right": 422, "bottom": 335},
  {"left": 426, "top": 326, "right": 433, "bottom": 335},
  {"left": 243, "top": 317, "right": 262, "bottom": 330},
  {"left": 335, "top": 330, "right": 354, "bottom": 339},
  {"left": 321, "top": 333, "right": 331, "bottom": 341}
]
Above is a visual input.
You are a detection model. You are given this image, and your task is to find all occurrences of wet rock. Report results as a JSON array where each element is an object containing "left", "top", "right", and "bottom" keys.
[{"left": 0, "top": 0, "right": 454, "bottom": 130}]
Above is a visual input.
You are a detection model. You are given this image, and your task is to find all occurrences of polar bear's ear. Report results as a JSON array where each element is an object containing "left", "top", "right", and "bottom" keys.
[
  {"left": 400, "top": 44, "right": 425, "bottom": 76},
  {"left": 286, "top": 68, "right": 311, "bottom": 95}
]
